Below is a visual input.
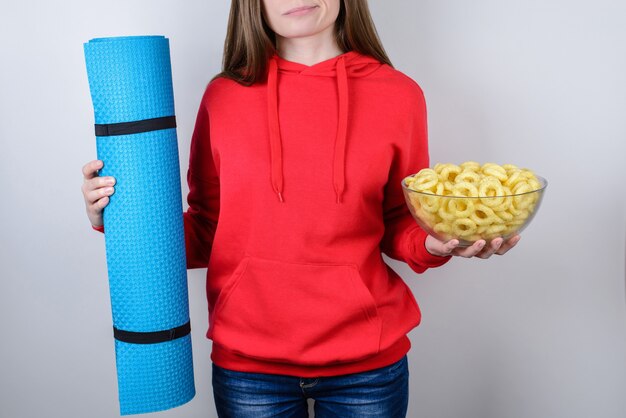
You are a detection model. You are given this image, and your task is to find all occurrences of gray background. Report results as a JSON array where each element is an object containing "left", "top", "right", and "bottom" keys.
[{"left": 1, "top": 1, "right": 625, "bottom": 417}]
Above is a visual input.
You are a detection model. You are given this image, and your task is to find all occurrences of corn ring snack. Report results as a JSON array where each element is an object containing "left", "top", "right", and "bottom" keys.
[
  {"left": 482, "top": 163, "right": 508, "bottom": 181},
  {"left": 452, "top": 218, "right": 478, "bottom": 237},
  {"left": 455, "top": 170, "right": 481, "bottom": 184},
  {"left": 437, "top": 200, "right": 457, "bottom": 221},
  {"left": 478, "top": 177, "right": 505, "bottom": 208},
  {"left": 470, "top": 204, "right": 500, "bottom": 226},
  {"left": 434, "top": 222, "right": 452, "bottom": 235},
  {"left": 495, "top": 209, "right": 514, "bottom": 222},
  {"left": 502, "top": 164, "right": 519, "bottom": 174},
  {"left": 419, "top": 194, "right": 440, "bottom": 214},
  {"left": 411, "top": 168, "right": 438, "bottom": 191},
  {"left": 490, "top": 186, "right": 513, "bottom": 212},
  {"left": 460, "top": 161, "right": 481, "bottom": 171},
  {"left": 402, "top": 161, "right": 545, "bottom": 246},
  {"left": 448, "top": 199, "right": 474, "bottom": 218},
  {"left": 503, "top": 170, "right": 523, "bottom": 188},
  {"left": 443, "top": 181, "right": 456, "bottom": 194},
  {"left": 452, "top": 182, "right": 479, "bottom": 197},
  {"left": 438, "top": 164, "right": 462, "bottom": 183},
  {"left": 418, "top": 208, "right": 438, "bottom": 225}
]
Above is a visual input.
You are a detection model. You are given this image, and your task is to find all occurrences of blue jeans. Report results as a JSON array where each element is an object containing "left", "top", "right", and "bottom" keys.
[{"left": 211, "top": 355, "right": 409, "bottom": 417}]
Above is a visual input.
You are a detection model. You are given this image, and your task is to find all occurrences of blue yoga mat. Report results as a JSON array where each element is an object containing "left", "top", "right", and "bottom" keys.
[{"left": 84, "top": 35, "right": 195, "bottom": 415}]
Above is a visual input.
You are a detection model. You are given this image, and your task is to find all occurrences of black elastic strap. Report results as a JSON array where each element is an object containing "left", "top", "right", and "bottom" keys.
[
  {"left": 95, "top": 115, "right": 176, "bottom": 136},
  {"left": 113, "top": 321, "right": 191, "bottom": 344}
]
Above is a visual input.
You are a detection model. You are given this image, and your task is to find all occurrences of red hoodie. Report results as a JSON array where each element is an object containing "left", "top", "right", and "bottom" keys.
[{"left": 97, "top": 50, "right": 451, "bottom": 377}]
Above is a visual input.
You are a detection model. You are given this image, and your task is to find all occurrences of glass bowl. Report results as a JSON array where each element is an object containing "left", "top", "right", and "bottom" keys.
[{"left": 401, "top": 175, "right": 547, "bottom": 247}]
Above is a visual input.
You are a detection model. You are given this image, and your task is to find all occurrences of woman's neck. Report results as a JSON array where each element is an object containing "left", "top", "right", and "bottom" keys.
[{"left": 276, "top": 25, "right": 344, "bottom": 66}]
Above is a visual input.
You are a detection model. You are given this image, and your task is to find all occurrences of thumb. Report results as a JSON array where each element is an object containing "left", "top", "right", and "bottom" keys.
[{"left": 425, "top": 235, "right": 459, "bottom": 257}]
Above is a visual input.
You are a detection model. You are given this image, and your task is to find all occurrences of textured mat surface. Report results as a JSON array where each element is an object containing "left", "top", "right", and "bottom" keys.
[{"left": 84, "top": 35, "right": 195, "bottom": 415}]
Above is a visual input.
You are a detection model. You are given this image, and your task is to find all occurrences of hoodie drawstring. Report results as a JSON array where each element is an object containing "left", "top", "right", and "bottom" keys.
[
  {"left": 267, "top": 54, "right": 349, "bottom": 204},
  {"left": 333, "top": 56, "right": 348, "bottom": 203},
  {"left": 267, "top": 57, "right": 284, "bottom": 202}
]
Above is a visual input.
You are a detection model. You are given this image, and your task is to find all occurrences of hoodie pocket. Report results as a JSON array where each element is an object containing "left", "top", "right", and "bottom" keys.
[{"left": 211, "top": 255, "right": 383, "bottom": 365}]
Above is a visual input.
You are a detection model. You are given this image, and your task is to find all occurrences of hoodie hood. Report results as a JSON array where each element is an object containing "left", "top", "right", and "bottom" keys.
[{"left": 267, "top": 50, "right": 382, "bottom": 203}]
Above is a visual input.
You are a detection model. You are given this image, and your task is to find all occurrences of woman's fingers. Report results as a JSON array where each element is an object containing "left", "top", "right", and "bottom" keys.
[
  {"left": 82, "top": 159, "right": 103, "bottom": 180},
  {"left": 84, "top": 184, "right": 115, "bottom": 204},
  {"left": 425, "top": 235, "right": 460, "bottom": 257},
  {"left": 495, "top": 235, "right": 521, "bottom": 255},
  {"left": 473, "top": 238, "right": 503, "bottom": 259},
  {"left": 81, "top": 159, "right": 115, "bottom": 227},
  {"left": 92, "top": 196, "right": 110, "bottom": 210},
  {"left": 441, "top": 239, "right": 460, "bottom": 254},
  {"left": 82, "top": 175, "right": 115, "bottom": 201},
  {"left": 425, "top": 234, "right": 521, "bottom": 259},
  {"left": 472, "top": 235, "right": 521, "bottom": 258},
  {"left": 452, "top": 239, "right": 487, "bottom": 258}
]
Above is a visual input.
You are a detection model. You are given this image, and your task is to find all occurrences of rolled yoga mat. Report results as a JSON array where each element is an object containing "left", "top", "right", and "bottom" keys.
[{"left": 84, "top": 35, "right": 195, "bottom": 415}]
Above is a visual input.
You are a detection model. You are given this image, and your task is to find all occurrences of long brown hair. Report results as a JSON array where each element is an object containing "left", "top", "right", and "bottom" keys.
[{"left": 211, "top": 0, "right": 393, "bottom": 86}]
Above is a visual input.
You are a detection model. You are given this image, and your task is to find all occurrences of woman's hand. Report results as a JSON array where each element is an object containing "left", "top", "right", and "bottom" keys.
[
  {"left": 81, "top": 159, "right": 115, "bottom": 228},
  {"left": 425, "top": 234, "right": 521, "bottom": 259}
]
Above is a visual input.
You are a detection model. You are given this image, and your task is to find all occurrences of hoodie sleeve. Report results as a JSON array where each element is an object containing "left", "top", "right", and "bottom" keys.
[
  {"left": 379, "top": 83, "right": 451, "bottom": 274},
  {"left": 183, "top": 86, "right": 220, "bottom": 269}
]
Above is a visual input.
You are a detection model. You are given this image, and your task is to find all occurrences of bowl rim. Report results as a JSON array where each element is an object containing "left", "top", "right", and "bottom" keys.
[{"left": 401, "top": 174, "right": 548, "bottom": 199}]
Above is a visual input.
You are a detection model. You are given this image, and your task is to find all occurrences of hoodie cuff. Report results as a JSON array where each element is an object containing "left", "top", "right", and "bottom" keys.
[
  {"left": 406, "top": 225, "right": 451, "bottom": 271},
  {"left": 92, "top": 224, "right": 105, "bottom": 233}
]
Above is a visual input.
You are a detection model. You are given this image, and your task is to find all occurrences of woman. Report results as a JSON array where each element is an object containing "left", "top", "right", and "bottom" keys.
[{"left": 82, "top": 1, "right": 520, "bottom": 416}]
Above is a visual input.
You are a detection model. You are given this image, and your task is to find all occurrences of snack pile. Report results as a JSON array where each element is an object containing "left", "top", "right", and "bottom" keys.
[{"left": 402, "top": 162, "right": 545, "bottom": 244}]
